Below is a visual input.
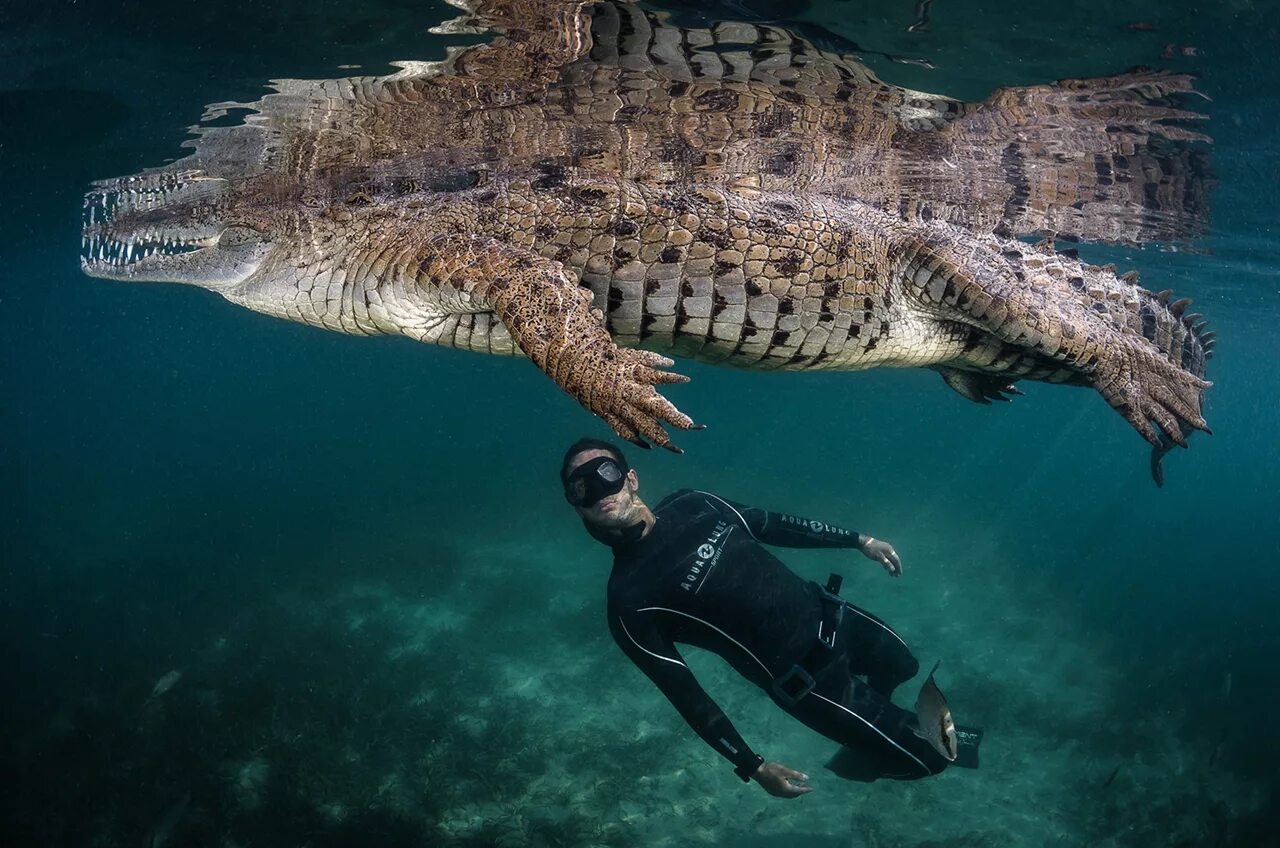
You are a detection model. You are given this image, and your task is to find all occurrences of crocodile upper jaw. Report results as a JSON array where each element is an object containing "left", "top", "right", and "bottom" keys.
[{"left": 81, "top": 169, "right": 266, "bottom": 288}]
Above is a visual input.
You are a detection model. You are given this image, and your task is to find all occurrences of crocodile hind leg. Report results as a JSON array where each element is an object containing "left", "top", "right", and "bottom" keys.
[
  {"left": 414, "top": 236, "right": 699, "bottom": 450},
  {"left": 903, "top": 225, "right": 1211, "bottom": 477},
  {"left": 933, "top": 367, "right": 1024, "bottom": 404}
]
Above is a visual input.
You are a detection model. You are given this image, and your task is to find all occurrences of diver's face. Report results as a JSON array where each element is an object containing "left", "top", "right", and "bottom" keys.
[{"left": 564, "top": 449, "right": 641, "bottom": 529}]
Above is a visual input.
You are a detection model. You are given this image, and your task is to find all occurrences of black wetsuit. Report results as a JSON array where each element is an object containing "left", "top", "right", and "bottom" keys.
[{"left": 606, "top": 489, "right": 949, "bottom": 781}]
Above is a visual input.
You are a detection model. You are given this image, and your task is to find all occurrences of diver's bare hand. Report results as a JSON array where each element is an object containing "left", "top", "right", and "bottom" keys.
[
  {"left": 859, "top": 536, "right": 902, "bottom": 577},
  {"left": 753, "top": 761, "right": 813, "bottom": 798}
]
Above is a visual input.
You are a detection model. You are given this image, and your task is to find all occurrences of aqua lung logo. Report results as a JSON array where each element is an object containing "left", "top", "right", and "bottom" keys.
[
  {"left": 781, "top": 513, "right": 853, "bottom": 539},
  {"left": 682, "top": 521, "right": 732, "bottom": 592}
]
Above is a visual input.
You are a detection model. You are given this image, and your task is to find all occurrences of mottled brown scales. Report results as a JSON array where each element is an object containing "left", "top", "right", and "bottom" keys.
[{"left": 82, "top": 0, "right": 1214, "bottom": 477}]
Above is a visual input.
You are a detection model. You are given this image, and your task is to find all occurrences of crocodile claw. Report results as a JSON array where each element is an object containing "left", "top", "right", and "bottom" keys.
[
  {"left": 511, "top": 281, "right": 701, "bottom": 452},
  {"left": 1096, "top": 346, "right": 1211, "bottom": 484},
  {"left": 936, "top": 367, "right": 1024, "bottom": 405},
  {"left": 583, "top": 347, "right": 700, "bottom": 452},
  {"left": 1150, "top": 434, "right": 1175, "bottom": 487}
]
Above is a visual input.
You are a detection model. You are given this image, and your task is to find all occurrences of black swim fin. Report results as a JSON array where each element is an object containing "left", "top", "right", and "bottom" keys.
[
  {"left": 825, "top": 745, "right": 880, "bottom": 782},
  {"left": 953, "top": 724, "right": 984, "bottom": 769},
  {"left": 824, "top": 724, "right": 985, "bottom": 780}
]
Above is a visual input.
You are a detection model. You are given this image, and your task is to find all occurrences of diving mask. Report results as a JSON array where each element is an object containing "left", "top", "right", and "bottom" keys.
[{"left": 564, "top": 457, "right": 627, "bottom": 507}]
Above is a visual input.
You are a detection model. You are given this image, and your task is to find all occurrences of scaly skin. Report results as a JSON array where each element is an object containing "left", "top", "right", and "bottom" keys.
[{"left": 81, "top": 0, "right": 1214, "bottom": 477}]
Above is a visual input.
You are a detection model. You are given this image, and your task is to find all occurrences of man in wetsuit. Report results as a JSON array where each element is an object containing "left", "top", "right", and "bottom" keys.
[{"left": 561, "top": 437, "right": 963, "bottom": 798}]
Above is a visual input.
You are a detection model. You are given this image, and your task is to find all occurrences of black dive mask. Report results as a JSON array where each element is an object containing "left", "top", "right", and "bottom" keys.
[{"left": 563, "top": 457, "right": 627, "bottom": 508}]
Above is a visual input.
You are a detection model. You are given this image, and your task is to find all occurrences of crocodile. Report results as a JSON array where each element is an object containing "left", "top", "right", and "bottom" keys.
[{"left": 80, "top": 0, "right": 1215, "bottom": 482}]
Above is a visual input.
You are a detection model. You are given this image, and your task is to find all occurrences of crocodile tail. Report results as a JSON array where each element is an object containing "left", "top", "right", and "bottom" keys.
[{"left": 901, "top": 69, "right": 1213, "bottom": 248}]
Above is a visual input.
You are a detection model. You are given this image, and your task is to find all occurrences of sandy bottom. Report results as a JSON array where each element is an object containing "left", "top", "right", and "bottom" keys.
[{"left": 12, "top": 523, "right": 1264, "bottom": 848}]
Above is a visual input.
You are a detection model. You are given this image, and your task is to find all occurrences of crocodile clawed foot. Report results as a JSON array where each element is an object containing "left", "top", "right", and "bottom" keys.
[
  {"left": 936, "top": 367, "right": 1024, "bottom": 406},
  {"left": 478, "top": 251, "right": 703, "bottom": 453},
  {"left": 585, "top": 348, "right": 699, "bottom": 453},
  {"left": 1097, "top": 348, "right": 1211, "bottom": 484}
]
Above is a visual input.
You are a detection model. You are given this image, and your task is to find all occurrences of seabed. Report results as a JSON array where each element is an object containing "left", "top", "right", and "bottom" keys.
[{"left": 9, "top": 530, "right": 1264, "bottom": 847}]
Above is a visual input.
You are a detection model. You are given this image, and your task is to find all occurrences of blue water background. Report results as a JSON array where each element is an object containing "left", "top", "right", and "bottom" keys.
[{"left": 2, "top": 0, "right": 1278, "bottom": 843}]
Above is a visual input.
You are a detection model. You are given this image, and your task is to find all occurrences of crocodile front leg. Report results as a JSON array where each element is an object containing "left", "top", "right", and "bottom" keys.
[
  {"left": 414, "top": 236, "right": 699, "bottom": 450},
  {"left": 902, "top": 226, "right": 1211, "bottom": 450}
]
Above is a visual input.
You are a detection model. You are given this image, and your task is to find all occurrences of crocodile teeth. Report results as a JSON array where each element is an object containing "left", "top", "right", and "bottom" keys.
[{"left": 81, "top": 231, "right": 210, "bottom": 268}]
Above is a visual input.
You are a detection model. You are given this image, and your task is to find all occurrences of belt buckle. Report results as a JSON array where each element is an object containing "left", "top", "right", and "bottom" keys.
[{"left": 817, "top": 597, "right": 844, "bottom": 649}]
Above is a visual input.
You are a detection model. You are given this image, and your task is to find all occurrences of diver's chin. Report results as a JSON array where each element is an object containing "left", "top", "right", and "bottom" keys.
[
  {"left": 587, "top": 495, "right": 627, "bottom": 521},
  {"left": 581, "top": 509, "right": 644, "bottom": 548},
  {"left": 584, "top": 509, "right": 628, "bottom": 529}
]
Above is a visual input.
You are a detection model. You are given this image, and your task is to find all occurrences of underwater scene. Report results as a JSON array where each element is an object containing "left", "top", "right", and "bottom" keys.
[{"left": 3, "top": 0, "right": 1279, "bottom": 845}]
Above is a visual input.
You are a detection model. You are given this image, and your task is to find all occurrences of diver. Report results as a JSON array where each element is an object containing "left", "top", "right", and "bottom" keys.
[{"left": 561, "top": 437, "right": 980, "bottom": 798}]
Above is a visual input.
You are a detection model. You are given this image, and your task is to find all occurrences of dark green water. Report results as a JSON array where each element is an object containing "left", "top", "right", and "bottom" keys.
[{"left": 3, "top": 1, "right": 1278, "bottom": 845}]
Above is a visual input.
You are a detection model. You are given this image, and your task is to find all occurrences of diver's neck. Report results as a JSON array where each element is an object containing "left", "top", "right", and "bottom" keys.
[
  {"left": 586, "top": 503, "right": 656, "bottom": 549},
  {"left": 634, "top": 504, "right": 656, "bottom": 538}
]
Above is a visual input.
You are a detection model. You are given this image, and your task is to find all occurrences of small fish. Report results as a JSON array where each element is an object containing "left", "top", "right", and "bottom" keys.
[
  {"left": 890, "top": 56, "right": 937, "bottom": 69},
  {"left": 1102, "top": 765, "right": 1121, "bottom": 787},
  {"left": 1161, "top": 43, "right": 1199, "bottom": 59},
  {"left": 1221, "top": 671, "right": 1232, "bottom": 703},
  {"left": 149, "top": 670, "right": 183, "bottom": 700},
  {"left": 1150, "top": 432, "right": 1176, "bottom": 487},
  {"left": 907, "top": 0, "right": 934, "bottom": 33},
  {"left": 913, "top": 661, "right": 957, "bottom": 761}
]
